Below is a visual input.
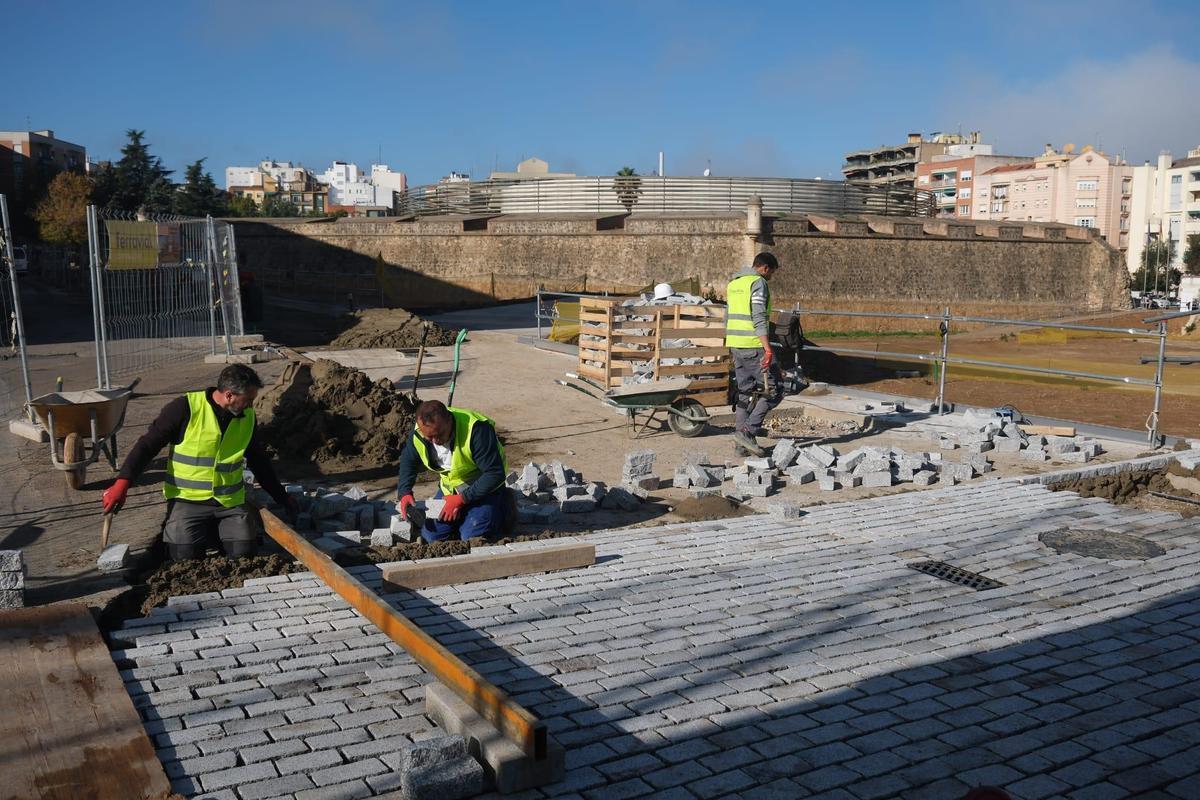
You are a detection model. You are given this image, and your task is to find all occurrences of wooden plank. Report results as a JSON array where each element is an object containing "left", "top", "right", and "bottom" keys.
[
  {"left": 658, "top": 363, "right": 731, "bottom": 376},
  {"left": 382, "top": 542, "right": 597, "bottom": 591},
  {"left": 0, "top": 605, "right": 174, "bottom": 800},
  {"left": 1019, "top": 424, "right": 1076, "bottom": 436},
  {"left": 694, "top": 390, "right": 730, "bottom": 406}
]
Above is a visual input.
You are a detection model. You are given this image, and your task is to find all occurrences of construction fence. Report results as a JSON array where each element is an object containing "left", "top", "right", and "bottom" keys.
[
  {"left": 86, "top": 206, "right": 243, "bottom": 387},
  {"left": 0, "top": 195, "right": 33, "bottom": 423}
]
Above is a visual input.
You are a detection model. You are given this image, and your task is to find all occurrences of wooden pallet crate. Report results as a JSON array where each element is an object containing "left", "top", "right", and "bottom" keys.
[{"left": 577, "top": 296, "right": 731, "bottom": 407}]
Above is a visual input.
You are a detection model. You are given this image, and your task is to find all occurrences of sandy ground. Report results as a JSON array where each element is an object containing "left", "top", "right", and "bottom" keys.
[{"left": 0, "top": 290, "right": 1180, "bottom": 610}]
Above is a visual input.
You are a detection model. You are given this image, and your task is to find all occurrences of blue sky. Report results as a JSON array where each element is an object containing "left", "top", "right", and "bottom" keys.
[{"left": 4, "top": 0, "right": 1199, "bottom": 186}]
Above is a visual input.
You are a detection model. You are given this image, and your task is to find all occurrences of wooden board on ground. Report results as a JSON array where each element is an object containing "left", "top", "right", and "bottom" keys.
[
  {"left": 1019, "top": 424, "right": 1076, "bottom": 436},
  {"left": 383, "top": 542, "right": 597, "bottom": 591},
  {"left": 0, "top": 604, "right": 175, "bottom": 800}
]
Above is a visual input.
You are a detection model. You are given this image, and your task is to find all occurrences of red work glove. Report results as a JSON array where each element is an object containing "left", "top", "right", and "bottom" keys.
[
  {"left": 440, "top": 493, "right": 466, "bottom": 522},
  {"left": 760, "top": 347, "right": 774, "bottom": 369},
  {"left": 398, "top": 494, "right": 415, "bottom": 521},
  {"left": 102, "top": 478, "right": 130, "bottom": 514}
]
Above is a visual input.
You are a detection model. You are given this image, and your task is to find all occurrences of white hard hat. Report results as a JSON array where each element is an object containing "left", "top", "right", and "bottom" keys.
[{"left": 653, "top": 282, "right": 675, "bottom": 300}]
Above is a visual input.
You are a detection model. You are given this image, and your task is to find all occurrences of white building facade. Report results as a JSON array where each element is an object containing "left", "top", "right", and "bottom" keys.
[
  {"left": 1126, "top": 147, "right": 1200, "bottom": 274},
  {"left": 318, "top": 161, "right": 407, "bottom": 207},
  {"left": 224, "top": 160, "right": 312, "bottom": 191}
]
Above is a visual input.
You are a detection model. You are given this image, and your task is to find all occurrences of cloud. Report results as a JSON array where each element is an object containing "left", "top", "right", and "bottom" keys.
[{"left": 943, "top": 46, "right": 1200, "bottom": 163}]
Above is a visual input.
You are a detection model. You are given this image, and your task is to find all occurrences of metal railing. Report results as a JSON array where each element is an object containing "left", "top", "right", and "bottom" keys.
[
  {"left": 532, "top": 289, "right": 1187, "bottom": 446},
  {"left": 396, "top": 176, "right": 935, "bottom": 218},
  {"left": 87, "top": 206, "right": 244, "bottom": 387}
]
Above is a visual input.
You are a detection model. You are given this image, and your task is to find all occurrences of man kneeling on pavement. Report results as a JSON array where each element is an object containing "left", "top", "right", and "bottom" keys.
[
  {"left": 101, "top": 364, "right": 297, "bottom": 560},
  {"left": 396, "top": 400, "right": 512, "bottom": 542}
]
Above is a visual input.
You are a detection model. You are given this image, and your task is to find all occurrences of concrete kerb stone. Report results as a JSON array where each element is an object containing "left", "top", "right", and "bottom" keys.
[
  {"left": 424, "top": 682, "right": 564, "bottom": 794},
  {"left": 0, "top": 550, "right": 24, "bottom": 608},
  {"left": 1015, "top": 450, "right": 1185, "bottom": 487},
  {"left": 97, "top": 543, "right": 131, "bottom": 572}
]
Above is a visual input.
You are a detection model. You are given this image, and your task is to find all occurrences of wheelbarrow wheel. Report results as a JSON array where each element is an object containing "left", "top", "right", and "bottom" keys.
[
  {"left": 668, "top": 398, "right": 708, "bottom": 438},
  {"left": 64, "top": 433, "right": 87, "bottom": 489}
]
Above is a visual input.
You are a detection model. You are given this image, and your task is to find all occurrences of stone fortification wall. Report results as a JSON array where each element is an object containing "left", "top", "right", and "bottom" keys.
[{"left": 231, "top": 212, "right": 1129, "bottom": 330}]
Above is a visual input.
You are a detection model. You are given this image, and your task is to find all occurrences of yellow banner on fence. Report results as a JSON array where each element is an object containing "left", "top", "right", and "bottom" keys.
[{"left": 105, "top": 220, "right": 159, "bottom": 269}]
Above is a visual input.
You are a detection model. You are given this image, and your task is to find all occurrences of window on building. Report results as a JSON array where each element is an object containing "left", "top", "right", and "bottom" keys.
[
  {"left": 992, "top": 186, "right": 1008, "bottom": 199},
  {"left": 992, "top": 201, "right": 1006, "bottom": 213},
  {"left": 960, "top": 188, "right": 971, "bottom": 199},
  {"left": 1076, "top": 197, "right": 1096, "bottom": 208},
  {"left": 1076, "top": 179, "right": 1098, "bottom": 191},
  {"left": 960, "top": 170, "right": 972, "bottom": 181},
  {"left": 959, "top": 204, "right": 969, "bottom": 215},
  {"left": 1122, "top": 178, "right": 1132, "bottom": 195},
  {"left": 1076, "top": 217, "right": 1095, "bottom": 227},
  {"left": 1170, "top": 174, "right": 1183, "bottom": 210}
]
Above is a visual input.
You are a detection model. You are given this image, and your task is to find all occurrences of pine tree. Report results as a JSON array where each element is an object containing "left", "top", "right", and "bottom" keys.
[
  {"left": 109, "top": 129, "right": 174, "bottom": 213},
  {"left": 174, "top": 159, "right": 227, "bottom": 217}
]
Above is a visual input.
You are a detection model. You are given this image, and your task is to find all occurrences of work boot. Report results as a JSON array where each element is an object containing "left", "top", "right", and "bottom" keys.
[{"left": 733, "top": 429, "right": 766, "bottom": 457}]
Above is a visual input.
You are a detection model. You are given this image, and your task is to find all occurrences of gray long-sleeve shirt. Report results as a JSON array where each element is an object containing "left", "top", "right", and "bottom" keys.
[{"left": 731, "top": 267, "right": 770, "bottom": 336}]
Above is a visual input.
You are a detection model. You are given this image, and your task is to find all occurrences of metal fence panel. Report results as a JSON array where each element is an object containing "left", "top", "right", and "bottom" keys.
[
  {"left": 0, "top": 195, "right": 34, "bottom": 422},
  {"left": 87, "top": 206, "right": 243, "bottom": 387},
  {"left": 396, "top": 176, "right": 935, "bottom": 218}
]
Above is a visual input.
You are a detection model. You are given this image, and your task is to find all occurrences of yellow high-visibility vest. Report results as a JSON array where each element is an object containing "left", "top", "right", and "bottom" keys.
[
  {"left": 163, "top": 391, "right": 253, "bottom": 507},
  {"left": 412, "top": 407, "right": 506, "bottom": 496},
  {"left": 725, "top": 273, "right": 770, "bottom": 349}
]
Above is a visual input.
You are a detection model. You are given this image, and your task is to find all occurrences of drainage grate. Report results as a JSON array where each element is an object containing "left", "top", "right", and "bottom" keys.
[{"left": 908, "top": 560, "right": 1004, "bottom": 591}]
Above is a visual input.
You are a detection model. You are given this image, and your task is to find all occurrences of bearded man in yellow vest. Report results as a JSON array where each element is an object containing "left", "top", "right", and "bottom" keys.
[
  {"left": 100, "top": 364, "right": 297, "bottom": 560},
  {"left": 725, "top": 251, "right": 783, "bottom": 457},
  {"left": 397, "top": 400, "right": 511, "bottom": 542}
]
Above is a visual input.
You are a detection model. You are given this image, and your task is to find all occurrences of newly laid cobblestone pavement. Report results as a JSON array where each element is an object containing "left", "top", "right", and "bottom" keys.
[{"left": 114, "top": 473, "right": 1200, "bottom": 799}]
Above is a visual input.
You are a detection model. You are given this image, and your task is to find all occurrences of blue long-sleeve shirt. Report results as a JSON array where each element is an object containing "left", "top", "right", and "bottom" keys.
[{"left": 396, "top": 418, "right": 505, "bottom": 503}]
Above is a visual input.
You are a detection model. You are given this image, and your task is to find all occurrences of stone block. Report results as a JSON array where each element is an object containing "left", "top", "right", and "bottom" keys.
[
  {"left": 8, "top": 418, "right": 48, "bottom": 442},
  {"left": 962, "top": 441, "right": 994, "bottom": 454},
  {"left": 343, "top": 485, "right": 368, "bottom": 501},
  {"left": 97, "top": 543, "right": 130, "bottom": 572},
  {"left": 370, "top": 529, "right": 396, "bottom": 547},
  {"left": 799, "top": 445, "right": 837, "bottom": 468},
  {"left": 399, "top": 756, "right": 486, "bottom": 799},
  {"left": 1175, "top": 451, "right": 1200, "bottom": 470},
  {"left": 395, "top": 735, "right": 469, "bottom": 773},
  {"left": 685, "top": 463, "right": 720, "bottom": 489},
  {"left": 688, "top": 487, "right": 721, "bottom": 498},
  {"left": 853, "top": 457, "right": 891, "bottom": 476},
  {"left": 294, "top": 513, "right": 313, "bottom": 532},
  {"left": 837, "top": 449, "right": 867, "bottom": 471},
  {"left": 770, "top": 439, "right": 798, "bottom": 470},
  {"left": 548, "top": 461, "right": 568, "bottom": 487},
  {"left": 734, "top": 478, "right": 773, "bottom": 497},
  {"left": 0, "top": 551, "right": 24, "bottom": 572},
  {"left": 1047, "top": 440, "right": 1077, "bottom": 455},
  {"left": 533, "top": 505, "right": 561, "bottom": 524},
  {"left": 1019, "top": 448, "right": 1049, "bottom": 462},
  {"left": 312, "top": 493, "right": 353, "bottom": 519},
  {"left": 785, "top": 466, "right": 815, "bottom": 484},
  {"left": 818, "top": 476, "right": 840, "bottom": 491},
  {"left": 560, "top": 497, "right": 597, "bottom": 513},
  {"left": 518, "top": 463, "right": 542, "bottom": 494},
  {"left": 585, "top": 482, "right": 606, "bottom": 501},
  {"left": 767, "top": 502, "right": 804, "bottom": 520},
  {"left": 0, "top": 571, "right": 24, "bottom": 590},
  {"left": 944, "top": 463, "right": 975, "bottom": 482},
  {"left": 354, "top": 505, "right": 376, "bottom": 533},
  {"left": 425, "top": 498, "right": 446, "bottom": 519},
  {"left": 861, "top": 472, "right": 894, "bottom": 488},
  {"left": 552, "top": 485, "right": 587, "bottom": 501},
  {"left": 627, "top": 474, "right": 660, "bottom": 491},
  {"left": 894, "top": 466, "right": 915, "bottom": 482},
  {"left": 622, "top": 450, "right": 656, "bottom": 479},
  {"left": 993, "top": 437, "right": 1022, "bottom": 453},
  {"left": 334, "top": 530, "right": 364, "bottom": 545},
  {"left": 680, "top": 450, "right": 709, "bottom": 466},
  {"left": 317, "top": 519, "right": 345, "bottom": 534},
  {"left": 913, "top": 470, "right": 937, "bottom": 486},
  {"left": 336, "top": 510, "right": 359, "bottom": 530},
  {"left": 1060, "top": 450, "right": 1093, "bottom": 463},
  {"left": 938, "top": 436, "right": 959, "bottom": 450},
  {"left": 1081, "top": 441, "right": 1102, "bottom": 458},
  {"left": 284, "top": 484, "right": 305, "bottom": 495},
  {"left": 599, "top": 486, "right": 640, "bottom": 511},
  {"left": 0, "top": 589, "right": 23, "bottom": 609},
  {"left": 967, "top": 455, "right": 993, "bottom": 474},
  {"left": 743, "top": 457, "right": 772, "bottom": 471},
  {"left": 313, "top": 536, "right": 350, "bottom": 552}
]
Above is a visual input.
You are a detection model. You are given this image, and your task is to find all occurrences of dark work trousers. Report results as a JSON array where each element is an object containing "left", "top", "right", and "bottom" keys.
[
  {"left": 731, "top": 347, "right": 784, "bottom": 434},
  {"left": 162, "top": 499, "right": 261, "bottom": 560},
  {"left": 421, "top": 487, "right": 510, "bottom": 543}
]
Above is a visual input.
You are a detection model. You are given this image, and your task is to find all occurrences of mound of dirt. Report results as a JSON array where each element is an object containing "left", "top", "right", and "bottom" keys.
[
  {"left": 668, "top": 494, "right": 753, "bottom": 522},
  {"left": 329, "top": 308, "right": 458, "bottom": 350},
  {"left": 255, "top": 359, "right": 413, "bottom": 472},
  {"left": 1051, "top": 463, "right": 1200, "bottom": 517}
]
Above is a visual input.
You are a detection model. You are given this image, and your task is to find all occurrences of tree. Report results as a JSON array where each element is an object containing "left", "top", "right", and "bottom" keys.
[
  {"left": 261, "top": 196, "right": 300, "bottom": 217},
  {"left": 1132, "top": 238, "right": 1179, "bottom": 296},
  {"left": 174, "top": 159, "right": 227, "bottom": 217},
  {"left": 226, "top": 195, "right": 259, "bottom": 217},
  {"left": 1184, "top": 234, "right": 1200, "bottom": 276},
  {"left": 33, "top": 171, "right": 92, "bottom": 246},
  {"left": 613, "top": 166, "right": 642, "bottom": 212},
  {"left": 109, "top": 129, "right": 174, "bottom": 213}
]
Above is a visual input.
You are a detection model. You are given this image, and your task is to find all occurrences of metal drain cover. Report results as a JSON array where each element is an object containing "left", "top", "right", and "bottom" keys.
[
  {"left": 908, "top": 560, "right": 1004, "bottom": 591},
  {"left": 1039, "top": 529, "right": 1165, "bottom": 560}
]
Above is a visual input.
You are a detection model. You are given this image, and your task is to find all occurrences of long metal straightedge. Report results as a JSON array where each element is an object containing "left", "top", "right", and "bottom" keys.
[{"left": 259, "top": 509, "right": 548, "bottom": 760}]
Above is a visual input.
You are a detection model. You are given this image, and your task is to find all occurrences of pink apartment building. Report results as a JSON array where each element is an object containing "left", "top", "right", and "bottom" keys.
[
  {"left": 915, "top": 153, "right": 1032, "bottom": 219},
  {"left": 973, "top": 144, "right": 1134, "bottom": 257}
]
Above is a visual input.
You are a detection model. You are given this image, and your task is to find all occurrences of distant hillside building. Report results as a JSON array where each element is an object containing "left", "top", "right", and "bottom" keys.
[
  {"left": 317, "top": 162, "right": 406, "bottom": 215},
  {"left": 489, "top": 156, "right": 576, "bottom": 181},
  {"left": 842, "top": 132, "right": 979, "bottom": 190},
  {"left": 225, "top": 160, "right": 327, "bottom": 214},
  {"left": 916, "top": 148, "right": 1033, "bottom": 219},
  {"left": 1126, "top": 146, "right": 1200, "bottom": 274},
  {"left": 973, "top": 143, "right": 1134, "bottom": 261}
]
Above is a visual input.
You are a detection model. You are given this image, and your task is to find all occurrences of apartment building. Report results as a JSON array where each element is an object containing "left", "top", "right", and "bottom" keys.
[
  {"left": 973, "top": 144, "right": 1133, "bottom": 259},
  {"left": 317, "top": 162, "right": 406, "bottom": 214},
  {"left": 915, "top": 151, "right": 1032, "bottom": 219},
  {"left": 842, "top": 132, "right": 978, "bottom": 190},
  {"left": 0, "top": 129, "right": 87, "bottom": 205},
  {"left": 1126, "top": 146, "right": 1200, "bottom": 273}
]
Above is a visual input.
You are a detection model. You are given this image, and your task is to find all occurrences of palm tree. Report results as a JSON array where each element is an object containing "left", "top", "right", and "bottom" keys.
[{"left": 613, "top": 166, "right": 642, "bottom": 212}]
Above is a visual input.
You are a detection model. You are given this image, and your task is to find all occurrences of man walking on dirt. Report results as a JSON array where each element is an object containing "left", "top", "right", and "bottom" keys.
[
  {"left": 396, "top": 400, "right": 511, "bottom": 542},
  {"left": 726, "top": 251, "right": 784, "bottom": 457},
  {"left": 100, "top": 364, "right": 297, "bottom": 560}
]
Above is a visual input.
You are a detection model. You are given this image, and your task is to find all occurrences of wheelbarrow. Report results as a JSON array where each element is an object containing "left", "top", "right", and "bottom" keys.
[
  {"left": 27, "top": 379, "right": 139, "bottom": 489},
  {"left": 556, "top": 374, "right": 709, "bottom": 438}
]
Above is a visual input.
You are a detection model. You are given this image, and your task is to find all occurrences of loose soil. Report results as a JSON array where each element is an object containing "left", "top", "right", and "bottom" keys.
[
  {"left": 328, "top": 308, "right": 458, "bottom": 350},
  {"left": 1049, "top": 462, "right": 1200, "bottom": 518},
  {"left": 254, "top": 358, "right": 414, "bottom": 476},
  {"left": 763, "top": 415, "right": 862, "bottom": 440},
  {"left": 666, "top": 494, "right": 754, "bottom": 522}
]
